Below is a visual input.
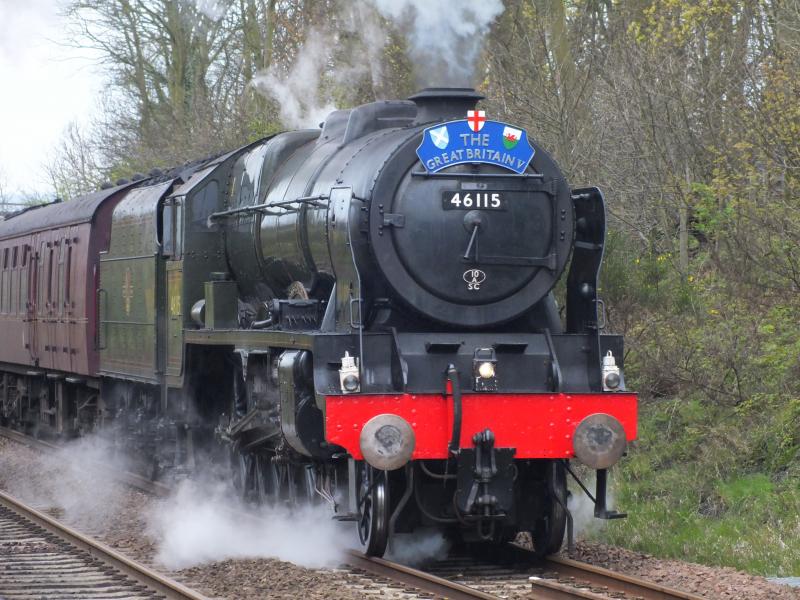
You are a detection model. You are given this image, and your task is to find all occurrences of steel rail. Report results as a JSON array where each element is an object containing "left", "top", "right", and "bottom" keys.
[
  {"left": 0, "top": 425, "right": 59, "bottom": 451},
  {"left": 529, "top": 575, "right": 619, "bottom": 599},
  {"left": 0, "top": 426, "right": 703, "bottom": 600},
  {"left": 347, "top": 550, "right": 501, "bottom": 600},
  {"left": 539, "top": 555, "right": 707, "bottom": 600},
  {"left": 0, "top": 489, "right": 208, "bottom": 600},
  {"left": 2, "top": 427, "right": 498, "bottom": 598}
]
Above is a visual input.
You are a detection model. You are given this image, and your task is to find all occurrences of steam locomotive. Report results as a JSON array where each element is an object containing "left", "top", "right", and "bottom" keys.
[{"left": 0, "top": 88, "right": 636, "bottom": 557}]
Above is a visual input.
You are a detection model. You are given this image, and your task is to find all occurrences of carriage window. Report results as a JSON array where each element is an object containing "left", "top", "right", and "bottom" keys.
[
  {"left": 12, "top": 247, "right": 19, "bottom": 313},
  {"left": 175, "top": 201, "right": 184, "bottom": 258},
  {"left": 3, "top": 251, "right": 9, "bottom": 314},
  {"left": 3, "top": 248, "right": 9, "bottom": 314},
  {"left": 57, "top": 242, "right": 66, "bottom": 314},
  {"left": 38, "top": 242, "right": 46, "bottom": 309},
  {"left": 65, "top": 245, "right": 72, "bottom": 304},
  {"left": 162, "top": 201, "right": 174, "bottom": 257},
  {"left": 20, "top": 248, "right": 28, "bottom": 314},
  {"left": 0, "top": 250, "right": 4, "bottom": 314},
  {"left": 10, "top": 251, "right": 16, "bottom": 314},
  {"left": 162, "top": 198, "right": 184, "bottom": 259},
  {"left": 47, "top": 248, "right": 54, "bottom": 304}
]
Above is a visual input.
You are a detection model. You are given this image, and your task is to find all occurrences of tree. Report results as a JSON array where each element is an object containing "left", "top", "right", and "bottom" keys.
[
  {"left": 47, "top": 121, "right": 106, "bottom": 200},
  {"left": 58, "top": 0, "right": 415, "bottom": 193},
  {"left": 0, "top": 168, "right": 7, "bottom": 206},
  {"left": 66, "top": 0, "right": 255, "bottom": 170}
]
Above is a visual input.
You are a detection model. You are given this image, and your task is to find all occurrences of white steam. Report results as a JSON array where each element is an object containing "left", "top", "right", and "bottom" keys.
[
  {"left": 251, "top": 0, "right": 506, "bottom": 129},
  {"left": 568, "top": 472, "right": 612, "bottom": 539},
  {"left": 387, "top": 529, "right": 450, "bottom": 566},
  {"left": 190, "top": 0, "right": 228, "bottom": 21},
  {"left": 370, "top": 0, "right": 505, "bottom": 87},
  {"left": 2, "top": 434, "right": 353, "bottom": 571},
  {"left": 251, "top": 30, "right": 338, "bottom": 129},
  {"left": 347, "top": 1, "right": 391, "bottom": 90},
  {"left": 147, "top": 476, "right": 350, "bottom": 570},
  {"left": 2, "top": 434, "right": 131, "bottom": 530},
  {"left": 250, "top": 2, "right": 391, "bottom": 129}
]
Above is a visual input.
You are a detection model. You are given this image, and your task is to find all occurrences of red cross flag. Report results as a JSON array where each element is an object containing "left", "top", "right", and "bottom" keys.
[{"left": 467, "top": 110, "right": 486, "bottom": 132}]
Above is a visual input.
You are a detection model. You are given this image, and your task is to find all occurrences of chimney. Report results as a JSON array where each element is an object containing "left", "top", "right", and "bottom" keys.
[{"left": 409, "top": 87, "right": 484, "bottom": 124}]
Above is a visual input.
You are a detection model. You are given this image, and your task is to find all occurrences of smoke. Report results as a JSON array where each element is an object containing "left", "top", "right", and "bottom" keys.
[
  {"left": 2, "top": 434, "right": 131, "bottom": 530},
  {"left": 251, "top": 30, "right": 338, "bottom": 129},
  {"left": 189, "top": 0, "right": 228, "bottom": 22},
  {"left": 147, "top": 475, "right": 350, "bottom": 570},
  {"left": 387, "top": 529, "right": 450, "bottom": 566},
  {"left": 250, "top": 0, "right": 505, "bottom": 129},
  {"left": 568, "top": 472, "right": 611, "bottom": 539},
  {"left": 347, "top": 2, "right": 390, "bottom": 91},
  {"left": 1, "top": 432, "right": 361, "bottom": 571},
  {"left": 250, "top": 2, "right": 390, "bottom": 129},
  {"left": 369, "top": 0, "right": 505, "bottom": 87}
]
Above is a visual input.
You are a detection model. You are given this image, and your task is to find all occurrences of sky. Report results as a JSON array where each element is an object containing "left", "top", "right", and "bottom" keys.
[{"left": 0, "top": 0, "right": 103, "bottom": 201}]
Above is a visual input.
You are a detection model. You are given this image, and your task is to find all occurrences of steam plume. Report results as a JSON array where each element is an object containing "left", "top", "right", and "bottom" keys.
[
  {"left": 190, "top": 0, "right": 228, "bottom": 21},
  {"left": 387, "top": 530, "right": 450, "bottom": 566},
  {"left": 251, "top": 1, "right": 505, "bottom": 128},
  {"left": 147, "top": 475, "right": 350, "bottom": 569},
  {"left": 2, "top": 434, "right": 130, "bottom": 530},
  {"left": 568, "top": 472, "right": 611, "bottom": 539},
  {"left": 250, "top": 30, "right": 338, "bottom": 129},
  {"left": 369, "top": 0, "right": 505, "bottom": 87}
]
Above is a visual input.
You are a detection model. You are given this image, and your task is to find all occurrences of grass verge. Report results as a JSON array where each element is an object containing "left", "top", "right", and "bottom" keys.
[{"left": 592, "top": 400, "right": 800, "bottom": 576}]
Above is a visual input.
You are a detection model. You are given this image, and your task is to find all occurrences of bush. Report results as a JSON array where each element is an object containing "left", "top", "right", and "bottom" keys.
[{"left": 594, "top": 225, "right": 800, "bottom": 575}]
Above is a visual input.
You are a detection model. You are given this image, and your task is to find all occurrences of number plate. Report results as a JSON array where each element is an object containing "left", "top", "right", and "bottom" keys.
[{"left": 442, "top": 191, "right": 506, "bottom": 211}]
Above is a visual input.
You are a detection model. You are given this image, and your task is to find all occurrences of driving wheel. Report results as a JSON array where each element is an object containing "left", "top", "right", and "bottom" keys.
[{"left": 357, "top": 462, "right": 390, "bottom": 556}]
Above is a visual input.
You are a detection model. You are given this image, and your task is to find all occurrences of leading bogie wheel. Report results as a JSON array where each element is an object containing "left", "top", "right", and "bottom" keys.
[
  {"left": 533, "top": 460, "right": 568, "bottom": 557},
  {"left": 357, "top": 462, "right": 390, "bottom": 556}
]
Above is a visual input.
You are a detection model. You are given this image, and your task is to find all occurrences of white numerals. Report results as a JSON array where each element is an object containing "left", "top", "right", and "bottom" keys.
[{"left": 448, "top": 193, "right": 501, "bottom": 208}]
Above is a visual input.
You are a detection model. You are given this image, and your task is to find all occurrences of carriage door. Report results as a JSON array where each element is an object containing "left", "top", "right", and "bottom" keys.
[
  {"left": 23, "top": 244, "right": 37, "bottom": 365},
  {"left": 26, "top": 242, "right": 44, "bottom": 365}
]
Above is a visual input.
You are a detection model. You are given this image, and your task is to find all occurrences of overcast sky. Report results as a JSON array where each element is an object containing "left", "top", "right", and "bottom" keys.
[{"left": 0, "top": 0, "right": 103, "bottom": 201}]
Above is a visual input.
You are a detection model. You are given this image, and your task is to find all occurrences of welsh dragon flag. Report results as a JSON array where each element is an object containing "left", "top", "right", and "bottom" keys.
[{"left": 502, "top": 126, "right": 521, "bottom": 150}]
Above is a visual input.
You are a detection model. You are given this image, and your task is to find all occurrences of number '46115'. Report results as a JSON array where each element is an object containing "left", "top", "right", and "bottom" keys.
[{"left": 448, "top": 192, "right": 502, "bottom": 209}]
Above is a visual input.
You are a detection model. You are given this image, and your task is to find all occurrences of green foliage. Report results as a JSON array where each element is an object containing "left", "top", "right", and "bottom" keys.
[
  {"left": 688, "top": 182, "right": 733, "bottom": 237},
  {"left": 246, "top": 117, "right": 284, "bottom": 142},
  {"left": 598, "top": 181, "right": 800, "bottom": 575},
  {"left": 601, "top": 405, "right": 800, "bottom": 575}
]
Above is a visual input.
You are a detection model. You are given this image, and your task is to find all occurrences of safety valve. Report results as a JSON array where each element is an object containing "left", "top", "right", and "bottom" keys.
[
  {"left": 339, "top": 351, "right": 360, "bottom": 393},
  {"left": 602, "top": 350, "right": 621, "bottom": 391}
]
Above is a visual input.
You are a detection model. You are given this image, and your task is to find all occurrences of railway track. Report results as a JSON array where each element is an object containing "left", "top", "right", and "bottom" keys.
[
  {"left": 0, "top": 489, "right": 207, "bottom": 600},
  {"left": 0, "top": 426, "right": 705, "bottom": 600},
  {"left": 535, "top": 555, "right": 706, "bottom": 599},
  {"left": 415, "top": 546, "right": 707, "bottom": 600},
  {"left": 347, "top": 550, "right": 501, "bottom": 599}
]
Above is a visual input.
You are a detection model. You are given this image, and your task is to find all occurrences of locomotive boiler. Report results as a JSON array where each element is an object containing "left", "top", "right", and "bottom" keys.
[{"left": 0, "top": 88, "right": 636, "bottom": 558}]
